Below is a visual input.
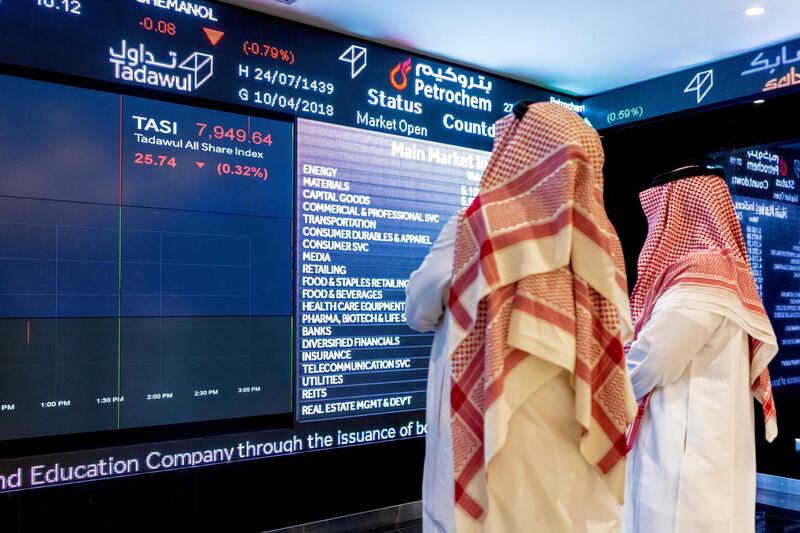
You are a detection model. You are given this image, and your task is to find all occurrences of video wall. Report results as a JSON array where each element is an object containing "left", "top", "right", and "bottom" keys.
[
  {"left": 0, "top": 74, "right": 294, "bottom": 441},
  {"left": 709, "top": 141, "right": 800, "bottom": 484},
  {"left": 710, "top": 143, "right": 800, "bottom": 366},
  {"left": 0, "top": 0, "right": 575, "bottom": 491}
]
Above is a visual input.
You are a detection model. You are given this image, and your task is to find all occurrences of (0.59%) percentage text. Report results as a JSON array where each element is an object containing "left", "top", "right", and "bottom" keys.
[{"left": 606, "top": 106, "right": 644, "bottom": 124}]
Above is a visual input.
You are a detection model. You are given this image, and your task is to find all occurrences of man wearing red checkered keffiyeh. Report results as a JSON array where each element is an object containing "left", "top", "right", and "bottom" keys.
[
  {"left": 622, "top": 167, "right": 779, "bottom": 533},
  {"left": 407, "top": 102, "right": 637, "bottom": 532}
]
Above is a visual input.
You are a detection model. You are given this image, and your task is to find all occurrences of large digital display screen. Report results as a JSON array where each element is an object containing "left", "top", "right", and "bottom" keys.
[
  {"left": 0, "top": 0, "right": 576, "bottom": 148},
  {"left": 0, "top": 0, "right": 575, "bottom": 492},
  {"left": 710, "top": 144, "right": 800, "bottom": 392},
  {"left": 583, "top": 38, "right": 800, "bottom": 129},
  {"left": 296, "top": 120, "right": 488, "bottom": 420},
  {"left": 709, "top": 141, "right": 800, "bottom": 482},
  {"left": 0, "top": 73, "right": 295, "bottom": 440}
]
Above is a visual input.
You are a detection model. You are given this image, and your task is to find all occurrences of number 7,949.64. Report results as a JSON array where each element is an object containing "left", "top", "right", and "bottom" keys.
[{"left": 196, "top": 123, "right": 273, "bottom": 146}]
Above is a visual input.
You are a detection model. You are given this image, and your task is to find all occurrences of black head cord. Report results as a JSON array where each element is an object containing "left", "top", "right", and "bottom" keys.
[
  {"left": 649, "top": 165, "right": 725, "bottom": 187},
  {"left": 513, "top": 99, "right": 536, "bottom": 120}
]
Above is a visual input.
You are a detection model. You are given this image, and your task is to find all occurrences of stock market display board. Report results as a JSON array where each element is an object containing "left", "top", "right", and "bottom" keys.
[
  {"left": 0, "top": 73, "right": 295, "bottom": 440},
  {"left": 0, "top": 0, "right": 574, "bottom": 492}
]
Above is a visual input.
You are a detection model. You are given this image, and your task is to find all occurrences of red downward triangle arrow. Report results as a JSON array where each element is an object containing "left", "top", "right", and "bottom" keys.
[
  {"left": 203, "top": 28, "right": 225, "bottom": 46},
  {"left": 195, "top": 162, "right": 205, "bottom": 168}
]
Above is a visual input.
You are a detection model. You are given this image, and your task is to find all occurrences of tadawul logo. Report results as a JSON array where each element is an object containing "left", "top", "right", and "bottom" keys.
[
  {"left": 390, "top": 58, "right": 412, "bottom": 90},
  {"left": 109, "top": 40, "right": 214, "bottom": 93}
]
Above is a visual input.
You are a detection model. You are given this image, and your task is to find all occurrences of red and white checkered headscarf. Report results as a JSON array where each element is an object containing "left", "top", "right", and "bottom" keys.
[
  {"left": 629, "top": 173, "right": 778, "bottom": 443},
  {"left": 446, "top": 103, "right": 637, "bottom": 528}
]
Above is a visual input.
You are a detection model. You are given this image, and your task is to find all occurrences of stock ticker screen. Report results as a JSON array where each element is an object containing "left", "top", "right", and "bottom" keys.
[
  {"left": 709, "top": 144, "right": 800, "bottom": 392},
  {"left": 0, "top": 73, "right": 295, "bottom": 440},
  {"left": 0, "top": 0, "right": 575, "bottom": 490},
  {"left": 710, "top": 142, "right": 800, "bottom": 479}
]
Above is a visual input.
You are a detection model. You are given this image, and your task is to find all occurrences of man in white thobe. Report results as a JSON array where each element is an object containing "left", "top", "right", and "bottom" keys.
[
  {"left": 406, "top": 213, "right": 458, "bottom": 533},
  {"left": 623, "top": 167, "right": 778, "bottom": 533},
  {"left": 407, "top": 102, "right": 636, "bottom": 533}
]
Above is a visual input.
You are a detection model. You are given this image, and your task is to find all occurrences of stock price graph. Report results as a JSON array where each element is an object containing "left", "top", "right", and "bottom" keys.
[{"left": 0, "top": 74, "right": 294, "bottom": 440}]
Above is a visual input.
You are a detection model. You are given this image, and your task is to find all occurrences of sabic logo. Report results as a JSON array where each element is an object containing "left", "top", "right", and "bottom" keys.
[{"left": 390, "top": 58, "right": 412, "bottom": 91}]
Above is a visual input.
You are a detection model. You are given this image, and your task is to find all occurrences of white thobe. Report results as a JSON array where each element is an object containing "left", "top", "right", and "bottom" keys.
[
  {"left": 623, "top": 288, "right": 756, "bottom": 533},
  {"left": 406, "top": 214, "right": 458, "bottom": 533},
  {"left": 407, "top": 215, "right": 621, "bottom": 533}
]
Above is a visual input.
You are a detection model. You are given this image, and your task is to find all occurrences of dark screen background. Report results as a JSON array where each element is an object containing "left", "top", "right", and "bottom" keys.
[
  {"left": 601, "top": 90, "right": 800, "bottom": 483},
  {"left": 0, "top": 74, "right": 295, "bottom": 440}
]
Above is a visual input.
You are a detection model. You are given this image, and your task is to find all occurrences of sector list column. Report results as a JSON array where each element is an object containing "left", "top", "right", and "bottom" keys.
[{"left": 295, "top": 119, "right": 489, "bottom": 421}]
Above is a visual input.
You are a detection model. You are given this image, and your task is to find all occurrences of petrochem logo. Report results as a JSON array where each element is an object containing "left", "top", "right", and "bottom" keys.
[
  {"left": 413, "top": 62, "right": 493, "bottom": 112},
  {"left": 549, "top": 97, "right": 586, "bottom": 114},
  {"left": 390, "top": 58, "right": 412, "bottom": 90},
  {"left": 109, "top": 41, "right": 213, "bottom": 92},
  {"left": 745, "top": 149, "right": 780, "bottom": 176}
]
